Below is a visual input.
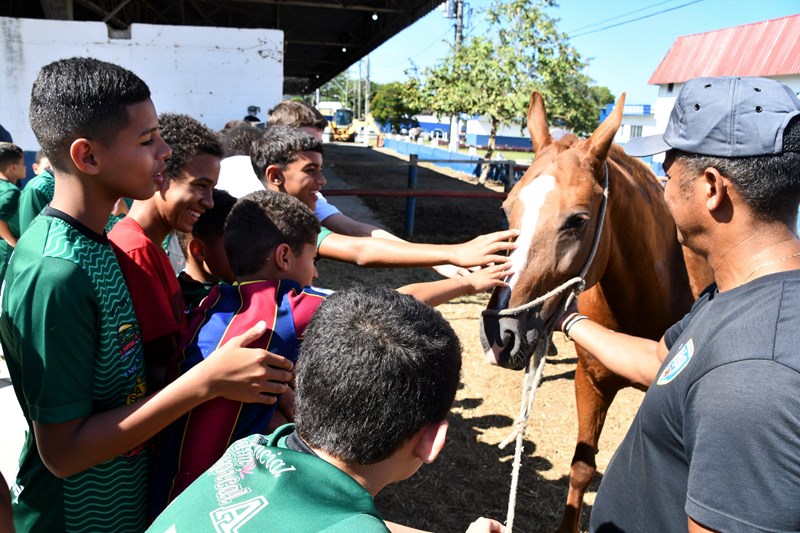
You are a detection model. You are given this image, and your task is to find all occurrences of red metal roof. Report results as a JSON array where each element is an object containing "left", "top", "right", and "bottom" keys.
[{"left": 649, "top": 14, "right": 800, "bottom": 85}]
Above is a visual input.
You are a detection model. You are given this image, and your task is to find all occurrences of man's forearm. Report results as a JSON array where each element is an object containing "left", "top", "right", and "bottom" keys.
[{"left": 566, "top": 319, "right": 663, "bottom": 387}]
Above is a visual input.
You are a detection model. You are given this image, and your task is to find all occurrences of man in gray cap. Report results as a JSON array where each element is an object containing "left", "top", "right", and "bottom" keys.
[{"left": 558, "top": 76, "right": 800, "bottom": 532}]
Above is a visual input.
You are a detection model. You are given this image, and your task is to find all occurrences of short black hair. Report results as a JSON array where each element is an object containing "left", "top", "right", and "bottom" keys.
[
  {"left": 29, "top": 57, "right": 151, "bottom": 172},
  {"left": 224, "top": 190, "right": 319, "bottom": 277},
  {"left": 295, "top": 287, "right": 462, "bottom": 465},
  {"left": 268, "top": 100, "right": 328, "bottom": 131},
  {"left": 221, "top": 125, "right": 264, "bottom": 158},
  {"left": 0, "top": 142, "right": 23, "bottom": 172},
  {"left": 158, "top": 113, "right": 224, "bottom": 180},
  {"left": 34, "top": 149, "right": 47, "bottom": 165},
  {"left": 177, "top": 188, "right": 237, "bottom": 255},
  {"left": 250, "top": 125, "right": 322, "bottom": 181}
]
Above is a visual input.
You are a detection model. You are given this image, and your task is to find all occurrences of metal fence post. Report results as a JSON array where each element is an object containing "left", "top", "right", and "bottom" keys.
[
  {"left": 505, "top": 160, "right": 515, "bottom": 192},
  {"left": 405, "top": 154, "right": 418, "bottom": 237}
]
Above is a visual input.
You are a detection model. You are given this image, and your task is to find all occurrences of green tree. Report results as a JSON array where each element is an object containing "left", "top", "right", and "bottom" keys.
[
  {"left": 370, "top": 82, "right": 420, "bottom": 132},
  {"left": 589, "top": 85, "right": 615, "bottom": 109},
  {"left": 408, "top": 0, "right": 601, "bottom": 182}
]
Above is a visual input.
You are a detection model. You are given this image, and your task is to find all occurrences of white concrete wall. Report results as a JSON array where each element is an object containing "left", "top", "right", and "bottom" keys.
[
  {"left": 614, "top": 114, "right": 658, "bottom": 144},
  {"left": 0, "top": 17, "right": 283, "bottom": 150}
]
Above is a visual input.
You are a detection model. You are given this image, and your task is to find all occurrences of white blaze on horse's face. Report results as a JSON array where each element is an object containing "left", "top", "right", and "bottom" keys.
[{"left": 506, "top": 174, "right": 557, "bottom": 293}]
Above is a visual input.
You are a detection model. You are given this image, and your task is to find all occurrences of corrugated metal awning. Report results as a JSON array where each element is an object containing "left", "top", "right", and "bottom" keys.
[{"left": 649, "top": 14, "right": 800, "bottom": 85}]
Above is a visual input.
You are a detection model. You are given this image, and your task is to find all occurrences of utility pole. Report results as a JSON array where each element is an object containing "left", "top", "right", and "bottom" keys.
[
  {"left": 357, "top": 59, "right": 362, "bottom": 118},
  {"left": 365, "top": 55, "right": 371, "bottom": 117},
  {"left": 448, "top": 0, "right": 464, "bottom": 153},
  {"left": 454, "top": 0, "right": 464, "bottom": 52}
]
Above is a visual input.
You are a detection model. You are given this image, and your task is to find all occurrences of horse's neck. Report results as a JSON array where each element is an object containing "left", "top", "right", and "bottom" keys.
[{"left": 593, "top": 160, "right": 694, "bottom": 336}]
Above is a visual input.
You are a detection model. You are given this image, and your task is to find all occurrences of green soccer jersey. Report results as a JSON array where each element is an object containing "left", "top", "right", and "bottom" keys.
[
  {"left": 0, "top": 178, "right": 20, "bottom": 284},
  {"left": 147, "top": 424, "right": 389, "bottom": 533},
  {"left": 17, "top": 169, "right": 54, "bottom": 235},
  {"left": 0, "top": 207, "right": 149, "bottom": 533}
]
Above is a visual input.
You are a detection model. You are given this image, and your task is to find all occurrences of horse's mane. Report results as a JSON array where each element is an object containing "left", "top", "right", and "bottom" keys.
[{"left": 608, "top": 144, "right": 660, "bottom": 185}]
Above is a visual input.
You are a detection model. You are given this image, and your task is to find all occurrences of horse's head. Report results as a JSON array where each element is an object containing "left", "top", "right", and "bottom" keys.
[{"left": 481, "top": 91, "right": 626, "bottom": 370}]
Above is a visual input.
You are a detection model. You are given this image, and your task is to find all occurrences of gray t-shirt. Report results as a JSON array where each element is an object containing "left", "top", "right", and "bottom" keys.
[{"left": 591, "top": 270, "right": 800, "bottom": 533}]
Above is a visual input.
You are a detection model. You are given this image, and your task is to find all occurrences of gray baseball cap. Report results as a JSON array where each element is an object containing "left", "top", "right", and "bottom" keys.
[{"left": 625, "top": 76, "right": 800, "bottom": 157}]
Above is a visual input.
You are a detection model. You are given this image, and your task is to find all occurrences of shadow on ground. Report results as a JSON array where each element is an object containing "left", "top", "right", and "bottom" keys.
[{"left": 374, "top": 399, "right": 603, "bottom": 532}]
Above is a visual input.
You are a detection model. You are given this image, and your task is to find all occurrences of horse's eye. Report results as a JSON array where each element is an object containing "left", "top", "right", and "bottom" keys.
[{"left": 562, "top": 213, "right": 589, "bottom": 232}]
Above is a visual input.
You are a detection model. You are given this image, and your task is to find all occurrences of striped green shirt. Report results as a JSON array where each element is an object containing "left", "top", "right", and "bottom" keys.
[{"left": 1, "top": 207, "right": 148, "bottom": 532}]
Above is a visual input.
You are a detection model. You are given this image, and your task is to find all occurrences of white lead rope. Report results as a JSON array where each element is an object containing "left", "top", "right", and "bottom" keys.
[
  {"left": 497, "top": 163, "right": 610, "bottom": 531},
  {"left": 499, "top": 343, "right": 548, "bottom": 533}
]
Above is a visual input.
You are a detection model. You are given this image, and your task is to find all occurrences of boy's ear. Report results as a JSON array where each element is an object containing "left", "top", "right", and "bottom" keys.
[
  {"left": 69, "top": 138, "right": 99, "bottom": 175},
  {"left": 273, "top": 243, "right": 293, "bottom": 272},
  {"left": 188, "top": 237, "right": 206, "bottom": 262},
  {"left": 265, "top": 165, "right": 284, "bottom": 188},
  {"left": 414, "top": 420, "right": 449, "bottom": 464}
]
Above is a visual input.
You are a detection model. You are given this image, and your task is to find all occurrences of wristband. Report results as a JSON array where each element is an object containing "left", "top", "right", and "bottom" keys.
[{"left": 562, "top": 314, "right": 587, "bottom": 341}]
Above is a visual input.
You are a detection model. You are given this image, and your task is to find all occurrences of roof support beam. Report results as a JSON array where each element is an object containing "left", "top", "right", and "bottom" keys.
[
  {"left": 102, "top": 0, "right": 133, "bottom": 22},
  {"left": 73, "top": 0, "right": 127, "bottom": 27},
  {"left": 40, "top": 0, "right": 74, "bottom": 19},
  {"left": 287, "top": 40, "right": 360, "bottom": 48},
  {"left": 222, "top": 0, "right": 405, "bottom": 14}
]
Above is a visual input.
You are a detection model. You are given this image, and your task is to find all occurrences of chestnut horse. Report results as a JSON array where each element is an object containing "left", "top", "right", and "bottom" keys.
[{"left": 480, "top": 93, "right": 711, "bottom": 531}]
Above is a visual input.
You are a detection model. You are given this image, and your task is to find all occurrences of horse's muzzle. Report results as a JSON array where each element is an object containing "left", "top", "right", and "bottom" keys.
[{"left": 480, "top": 305, "right": 546, "bottom": 370}]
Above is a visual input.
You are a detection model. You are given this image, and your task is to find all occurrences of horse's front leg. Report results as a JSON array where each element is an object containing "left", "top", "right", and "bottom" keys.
[{"left": 557, "top": 352, "right": 619, "bottom": 533}]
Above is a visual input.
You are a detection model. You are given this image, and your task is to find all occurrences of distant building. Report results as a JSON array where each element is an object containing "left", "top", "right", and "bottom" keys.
[
  {"left": 600, "top": 104, "right": 657, "bottom": 144},
  {"left": 648, "top": 14, "right": 800, "bottom": 157}
]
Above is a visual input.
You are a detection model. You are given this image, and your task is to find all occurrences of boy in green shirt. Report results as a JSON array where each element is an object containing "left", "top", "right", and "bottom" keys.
[
  {"left": 0, "top": 142, "right": 24, "bottom": 285},
  {"left": 0, "top": 57, "right": 294, "bottom": 532}
]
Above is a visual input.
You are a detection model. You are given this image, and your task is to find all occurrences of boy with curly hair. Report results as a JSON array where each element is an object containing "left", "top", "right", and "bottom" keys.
[{"left": 109, "top": 112, "right": 223, "bottom": 389}]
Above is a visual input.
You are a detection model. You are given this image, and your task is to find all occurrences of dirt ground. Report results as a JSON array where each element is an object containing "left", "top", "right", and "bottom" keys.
[{"left": 314, "top": 143, "right": 644, "bottom": 532}]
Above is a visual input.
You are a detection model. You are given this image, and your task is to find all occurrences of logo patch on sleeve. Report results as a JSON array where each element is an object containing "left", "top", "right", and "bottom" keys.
[{"left": 657, "top": 338, "right": 694, "bottom": 385}]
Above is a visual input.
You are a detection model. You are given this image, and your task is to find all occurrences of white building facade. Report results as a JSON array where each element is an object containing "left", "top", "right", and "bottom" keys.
[{"left": 0, "top": 17, "right": 283, "bottom": 151}]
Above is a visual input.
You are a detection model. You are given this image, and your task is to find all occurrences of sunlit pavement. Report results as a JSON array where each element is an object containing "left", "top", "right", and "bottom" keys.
[{"left": 0, "top": 357, "right": 26, "bottom": 488}]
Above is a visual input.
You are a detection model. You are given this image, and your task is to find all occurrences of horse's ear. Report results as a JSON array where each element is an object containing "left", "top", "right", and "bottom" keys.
[
  {"left": 527, "top": 91, "right": 552, "bottom": 154},
  {"left": 586, "top": 92, "right": 626, "bottom": 164}
]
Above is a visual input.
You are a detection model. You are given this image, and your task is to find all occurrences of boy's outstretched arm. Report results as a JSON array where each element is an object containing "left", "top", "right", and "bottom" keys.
[
  {"left": 33, "top": 322, "right": 293, "bottom": 479},
  {"left": 398, "top": 263, "right": 512, "bottom": 307},
  {"left": 321, "top": 212, "right": 471, "bottom": 277},
  {"left": 318, "top": 229, "right": 518, "bottom": 268}
]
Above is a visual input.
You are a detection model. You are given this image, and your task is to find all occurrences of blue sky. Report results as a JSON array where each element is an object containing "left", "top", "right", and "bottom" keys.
[{"left": 360, "top": 0, "right": 799, "bottom": 105}]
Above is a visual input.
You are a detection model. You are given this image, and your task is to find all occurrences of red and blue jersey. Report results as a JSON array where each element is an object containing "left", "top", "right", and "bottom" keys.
[{"left": 149, "top": 279, "right": 329, "bottom": 519}]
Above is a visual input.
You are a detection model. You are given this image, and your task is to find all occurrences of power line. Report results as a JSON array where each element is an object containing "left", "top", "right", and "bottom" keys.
[
  {"left": 378, "top": 27, "right": 453, "bottom": 68},
  {"left": 570, "top": 0, "right": 705, "bottom": 39},
  {"left": 380, "top": 2, "right": 487, "bottom": 70},
  {"left": 565, "top": 0, "right": 682, "bottom": 34}
]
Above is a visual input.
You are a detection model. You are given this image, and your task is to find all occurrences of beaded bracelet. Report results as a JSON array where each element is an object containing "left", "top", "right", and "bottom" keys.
[{"left": 562, "top": 313, "right": 588, "bottom": 341}]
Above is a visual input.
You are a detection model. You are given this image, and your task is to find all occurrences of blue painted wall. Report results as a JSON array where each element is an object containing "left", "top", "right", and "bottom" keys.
[
  {"left": 383, "top": 137, "right": 480, "bottom": 175},
  {"left": 465, "top": 134, "right": 531, "bottom": 149}
]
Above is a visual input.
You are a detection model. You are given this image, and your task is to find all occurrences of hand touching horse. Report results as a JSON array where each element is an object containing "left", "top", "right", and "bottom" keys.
[{"left": 481, "top": 92, "right": 712, "bottom": 531}]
